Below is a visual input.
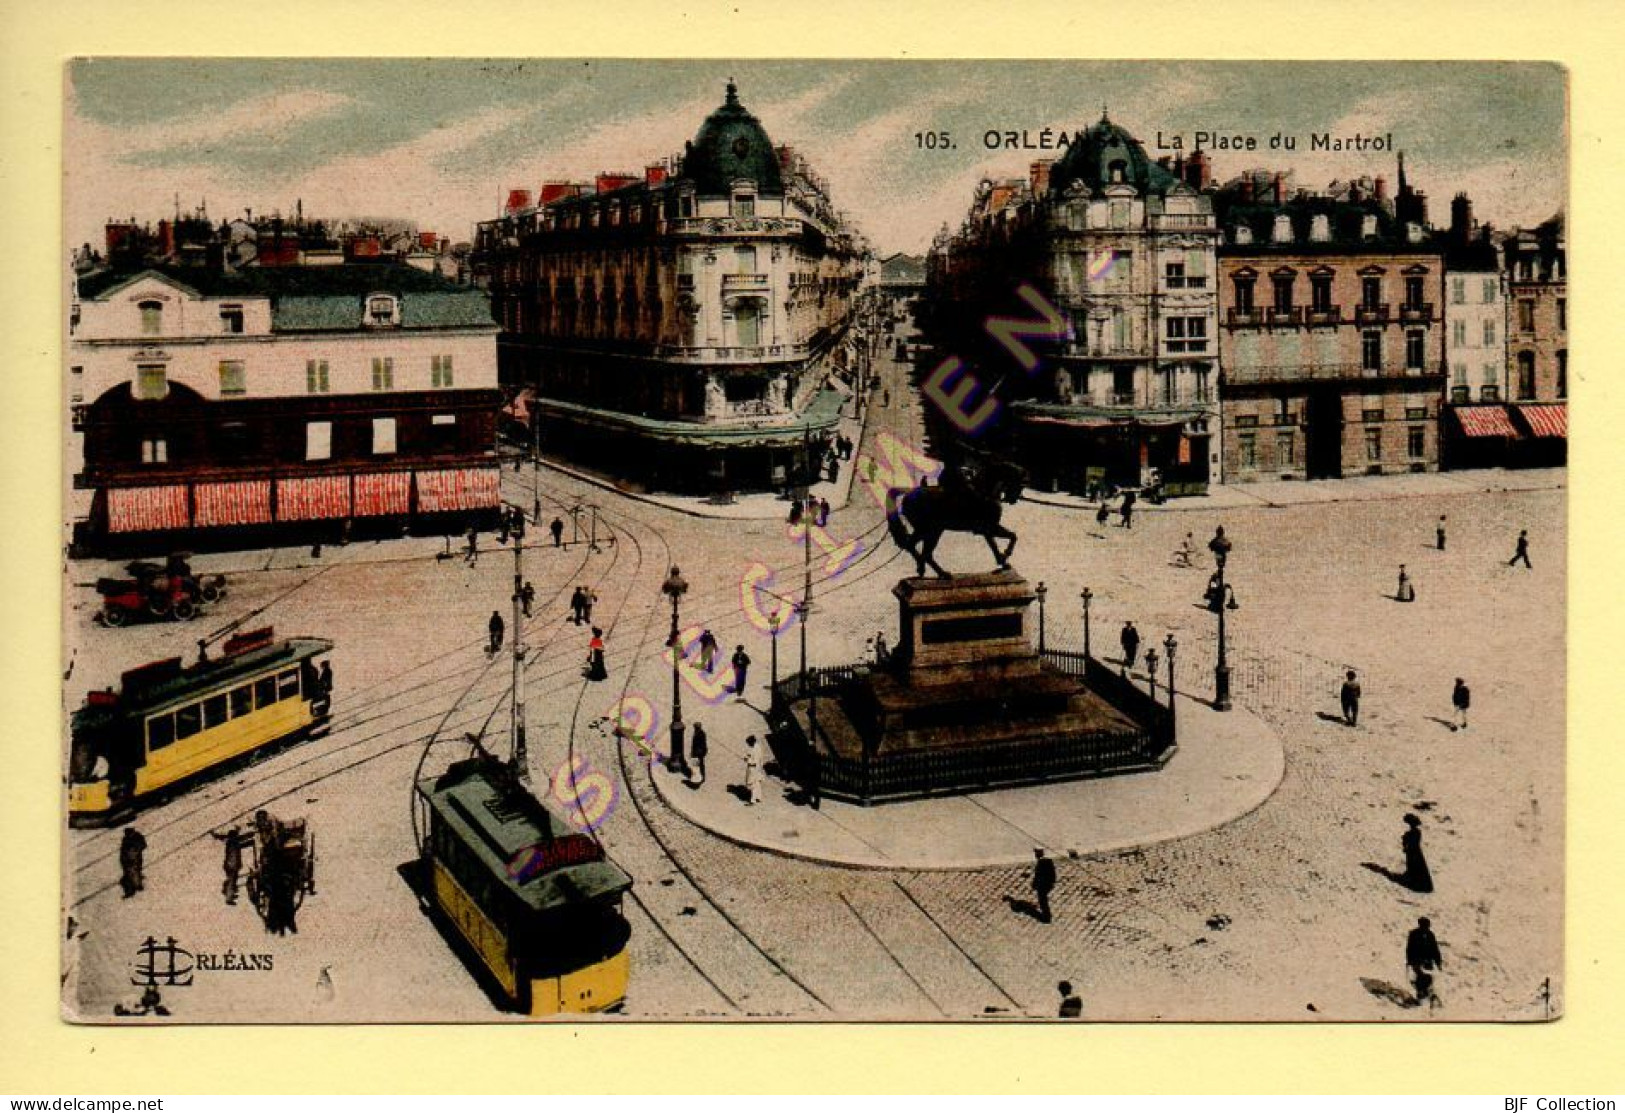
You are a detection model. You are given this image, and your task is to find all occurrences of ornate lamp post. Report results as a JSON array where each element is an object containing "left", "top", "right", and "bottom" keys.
[
  {"left": 1080, "top": 587, "right": 1093, "bottom": 660},
  {"left": 1163, "top": 632, "right": 1178, "bottom": 738},
  {"left": 1145, "top": 646, "right": 1159, "bottom": 701},
  {"left": 1207, "top": 527, "right": 1235, "bottom": 712},
  {"left": 1035, "top": 581, "right": 1048, "bottom": 655},
  {"left": 509, "top": 530, "right": 528, "bottom": 781},
  {"left": 661, "top": 565, "right": 690, "bottom": 775}
]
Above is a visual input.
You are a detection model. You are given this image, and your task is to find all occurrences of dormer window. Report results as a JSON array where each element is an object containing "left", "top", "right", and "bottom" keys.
[
  {"left": 732, "top": 192, "right": 756, "bottom": 218},
  {"left": 138, "top": 300, "right": 163, "bottom": 336},
  {"left": 366, "top": 294, "right": 400, "bottom": 327},
  {"left": 220, "top": 304, "right": 245, "bottom": 334},
  {"left": 1108, "top": 159, "right": 1128, "bottom": 184}
]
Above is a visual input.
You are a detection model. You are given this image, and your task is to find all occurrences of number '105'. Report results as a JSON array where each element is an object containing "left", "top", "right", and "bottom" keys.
[{"left": 914, "top": 131, "right": 954, "bottom": 150}]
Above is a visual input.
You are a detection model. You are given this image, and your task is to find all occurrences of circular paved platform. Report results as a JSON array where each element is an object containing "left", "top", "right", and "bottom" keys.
[{"left": 648, "top": 692, "right": 1285, "bottom": 870}]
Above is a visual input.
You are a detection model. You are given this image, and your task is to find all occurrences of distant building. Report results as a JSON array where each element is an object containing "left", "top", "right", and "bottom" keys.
[
  {"left": 71, "top": 263, "right": 500, "bottom": 550},
  {"left": 1502, "top": 213, "right": 1567, "bottom": 465},
  {"left": 473, "top": 83, "right": 869, "bottom": 495},
  {"left": 1215, "top": 161, "right": 1446, "bottom": 482},
  {"left": 1437, "top": 193, "right": 1517, "bottom": 470},
  {"left": 877, "top": 252, "right": 927, "bottom": 310}
]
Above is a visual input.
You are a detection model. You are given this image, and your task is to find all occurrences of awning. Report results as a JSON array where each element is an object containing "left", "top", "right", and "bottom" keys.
[
  {"left": 1518, "top": 403, "right": 1567, "bottom": 439},
  {"left": 353, "top": 471, "right": 411, "bottom": 517},
  {"left": 107, "top": 485, "right": 189, "bottom": 533},
  {"left": 194, "top": 480, "right": 273, "bottom": 527},
  {"left": 1453, "top": 406, "right": 1519, "bottom": 439},
  {"left": 277, "top": 475, "right": 352, "bottom": 522},
  {"left": 415, "top": 467, "right": 501, "bottom": 513}
]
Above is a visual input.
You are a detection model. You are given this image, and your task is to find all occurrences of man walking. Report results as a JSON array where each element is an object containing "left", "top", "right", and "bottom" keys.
[
  {"left": 1451, "top": 678, "right": 1471, "bottom": 731},
  {"left": 1119, "top": 489, "right": 1136, "bottom": 529},
  {"left": 1406, "top": 916, "right": 1444, "bottom": 1007},
  {"left": 212, "top": 825, "right": 246, "bottom": 905},
  {"left": 730, "top": 645, "right": 752, "bottom": 698},
  {"left": 1340, "top": 670, "right": 1362, "bottom": 727},
  {"left": 697, "top": 629, "right": 719, "bottom": 674},
  {"left": 688, "top": 722, "right": 708, "bottom": 785},
  {"left": 119, "top": 827, "right": 147, "bottom": 899},
  {"left": 550, "top": 517, "right": 565, "bottom": 548},
  {"left": 488, "top": 610, "right": 505, "bottom": 655},
  {"left": 520, "top": 580, "right": 535, "bottom": 618},
  {"left": 1436, "top": 515, "right": 1448, "bottom": 551},
  {"left": 1031, "top": 848, "right": 1057, "bottom": 923},
  {"left": 464, "top": 525, "right": 479, "bottom": 565},
  {"left": 1120, "top": 621, "right": 1140, "bottom": 673},
  {"left": 1509, "top": 529, "right": 1532, "bottom": 569}
]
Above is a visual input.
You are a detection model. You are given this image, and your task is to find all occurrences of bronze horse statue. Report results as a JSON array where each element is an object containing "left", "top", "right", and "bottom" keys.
[{"left": 885, "top": 460, "right": 1025, "bottom": 577}]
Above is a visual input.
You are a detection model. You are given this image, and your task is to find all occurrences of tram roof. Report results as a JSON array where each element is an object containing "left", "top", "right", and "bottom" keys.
[
  {"left": 421, "top": 759, "right": 633, "bottom": 912},
  {"left": 76, "top": 636, "right": 334, "bottom": 728}
]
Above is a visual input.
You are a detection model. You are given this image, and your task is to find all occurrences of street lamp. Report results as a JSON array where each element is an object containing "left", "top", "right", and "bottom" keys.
[
  {"left": 1207, "top": 527, "right": 1235, "bottom": 713},
  {"left": 1163, "top": 632, "right": 1178, "bottom": 738},
  {"left": 1145, "top": 646, "right": 1159, "bottom": 701},
  {"left": 661, "top": 565, "right": 690, "bottom": 775},
  {"left": 1035, "top": 581, "right": 1048, "bottom": 655},
  {"left": 1080, "top": 587, "right": 1093, "bottom": 659}
]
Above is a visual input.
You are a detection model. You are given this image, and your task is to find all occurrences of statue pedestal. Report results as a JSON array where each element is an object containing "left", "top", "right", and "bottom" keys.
[{"left": 781, "top": 571, "right": 1176, "bottom": 805}]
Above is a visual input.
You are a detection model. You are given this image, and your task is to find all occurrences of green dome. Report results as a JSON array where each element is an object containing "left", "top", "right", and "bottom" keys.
[
  {"left": 682, "top": 82, "right": 784, "bottom": 197},
  {"left": 1049, "top": 113, "right": 1181, "bottom": 198}
]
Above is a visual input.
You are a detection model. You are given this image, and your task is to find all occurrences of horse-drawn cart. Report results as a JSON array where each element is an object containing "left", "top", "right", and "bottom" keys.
[{"left": 245, "top": 809, "right": 316, "bottom": 934}]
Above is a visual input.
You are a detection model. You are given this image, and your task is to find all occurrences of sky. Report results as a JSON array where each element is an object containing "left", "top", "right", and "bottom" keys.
[{"left": 65, "top": 59, "right": 1568, "bottom": 257}]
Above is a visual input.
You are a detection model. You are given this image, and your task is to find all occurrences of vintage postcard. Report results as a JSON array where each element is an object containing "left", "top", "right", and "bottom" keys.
[{"left": 61, "top": 58, "right": 1565, "bottom": 1023}]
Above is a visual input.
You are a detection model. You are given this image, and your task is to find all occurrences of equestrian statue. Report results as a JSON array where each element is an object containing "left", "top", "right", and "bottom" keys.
[{"left": 885, "top": 458, "right": 1025, "bottom": 578}]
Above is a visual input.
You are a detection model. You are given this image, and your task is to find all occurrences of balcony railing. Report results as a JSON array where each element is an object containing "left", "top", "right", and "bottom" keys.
[
  {"left": 1355, "top": 303, "right": 1390, "bottom": 324},
  {"left": 1151, "top": 213, "right": 1215, "bottom": 230},
  {"left": 1225, "top": 361, "right": 1447, "bottom": 385},
  {"left": 1164, "top": 276, "right": 1209, "bottom": 290},
  {"left": 1226, "top": 308, "right": 1262, "bottom": 327},
  {"left": 1399, "top": 302, "right": 1434, "bottom": 323},
  {"left": 651, "top": 342, "right": 807, "bottom": 363},
  {"left": 1266, "top": 307, "right": 1302, "bottom": 326},
  {"left": 1305, "top": 307, "right": 1342, "bottom": 327},
  {"left": 722, "top": 272, "right": 770, "bottom": 291}
]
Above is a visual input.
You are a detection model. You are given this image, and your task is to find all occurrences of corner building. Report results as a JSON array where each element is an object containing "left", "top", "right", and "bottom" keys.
[{"left": 475, "top": 84, "right": 867, "bottom": 494}]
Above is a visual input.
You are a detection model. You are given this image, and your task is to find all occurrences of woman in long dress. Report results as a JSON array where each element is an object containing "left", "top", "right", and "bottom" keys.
[
  {"left": 585, "top": 626, "right": 608, "bottom": 682},
  {"left": 1401, "top": 813, "right": 1433, "bottom": 893},
  {"left": 743, "top": 735, "right": 763, "bottom": 805}
]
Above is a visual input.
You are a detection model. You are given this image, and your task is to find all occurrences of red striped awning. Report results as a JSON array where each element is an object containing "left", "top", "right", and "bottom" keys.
[
  {"left": 107, "top": 486, "right": 189, "bottom": 533},
  {"left": 1518, "top": 403, "right": 1567, "bottom": 439},
  {"left": 277, "top": 475, "right": 352, "bottom": 522},
  {"left": 194, "top": 480, "right": 272, "bottom": 527},
  {"left": 1453, "top": 406, "right": 1519, "bottom": 439},
  {"left": 353, "top": 471, "right": 411, "bottom": 517},
  {"left": 415, "top": 467, "right": 501, "bottom": 513}
]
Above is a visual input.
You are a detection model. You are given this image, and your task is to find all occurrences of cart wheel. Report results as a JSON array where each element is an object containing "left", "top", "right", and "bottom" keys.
[
  {"left": 200, "top": 581, "right": 223, "bottom": 604},
  {"left": 102, "top": 606, "right": 128, "bottom": 628},
  {"left": 146, "top": 598, "right": 171, "bottom": 620},
  {"left": 173, "top": 598, "right": 197, "bottom": 622}
]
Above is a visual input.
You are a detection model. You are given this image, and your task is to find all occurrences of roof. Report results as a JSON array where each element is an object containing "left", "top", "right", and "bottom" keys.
[
  {"left": 1048, "top": 114, "right": 1183, "bottom": 199},
  {"left": 681, "top": 82, "right": 784, "bottom": 198},
  {"left": 421, "top": 759, "right": 632, "bottom": 913},
  {"left": 1214, "top": 192, "right": 1438, "bottom": 255}
]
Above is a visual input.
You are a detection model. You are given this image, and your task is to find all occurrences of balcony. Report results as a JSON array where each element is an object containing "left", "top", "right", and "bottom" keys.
[
  {"left": 1226, "top": 308, "right": 1263, "bottom": 327},
  {"left": 722, "top": 272, "right": 770, "bottom": 292},
  {"left": 651, "top": 342, "right": 808, "bottom": 364},
  {"left": 1266, "top": 307, "right": 1302, "bottom": 327},
  {"left": 1399, "top": 302, "right": 1434, "bottom": 324},
  {"left": 1355, "top": 303, "right": 1390, "bottom": 325},
  {"left": 1305, "top": 307, "right": 1342, "bottom": 327},
  {"left": 1151, "top": 213, "right": 1215, "bottom": 230},
  {"left": 1223, "top": 361, "right": 1447, "bottom": 386}
]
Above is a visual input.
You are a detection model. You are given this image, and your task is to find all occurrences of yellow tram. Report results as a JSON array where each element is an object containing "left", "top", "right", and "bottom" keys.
[
  {"left": 417, "top": 758, "right": 633, "bottom": 1016},
  {"left": 68, "top": 627, "right": 333, "bottom": 827}
]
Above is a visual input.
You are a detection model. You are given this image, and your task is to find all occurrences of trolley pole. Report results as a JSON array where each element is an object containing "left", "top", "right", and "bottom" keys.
[{"left": 510, "top": 531, "right": 528, "bottom": 781}]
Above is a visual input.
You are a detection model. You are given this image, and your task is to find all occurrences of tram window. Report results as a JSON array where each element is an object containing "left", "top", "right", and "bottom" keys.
[
  {"left": 254, "top": 677, "right": 277, "bottom": 708},
  {"left": 203, "top": 694, "right": 229, "bottom": 729},
  {"left": 230, "top": 685, "right": 254, "bottom": 718},
  {"left": 175, "top": 704, "right": 203, "bottom": 740},
  {"left": 278, "top": 669, "right": 300, "bottom": 699},
  {"left": 147, "top": 714, "right": 175, "bottom": 750}
]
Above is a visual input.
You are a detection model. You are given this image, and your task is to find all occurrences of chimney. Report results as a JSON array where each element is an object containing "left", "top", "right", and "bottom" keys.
[
  {"left": 645, "top": 162, "right": 668, "bottom": 187},
  {"left": 1029, "top": 159, "right": 1053, "bottom": 196},
  {"left": 539, "top": 182, "right": 575, "bottom": 205},
  {"left": 1272, "top": 172, "right": 1285, "bottom": 205},
  {"left": 505, "top": 189, "right": 532, "bottom": 215},
  {"left": 1374, "top": 175, "right": 1388, "bottom": 201},
  {"left": 1451, "top": 192, "right": 1473, "bottom": 241},
  {"left": 595, "top": 172, "right": 639, "bottom": 194},
  {"left": 1185, "top": 149, "right": 1210, "bottom": 190}
]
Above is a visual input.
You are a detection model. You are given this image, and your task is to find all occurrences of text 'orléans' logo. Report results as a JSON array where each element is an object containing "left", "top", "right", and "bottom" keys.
[{"left": 132, "top": 935, "right": 194, "bottom": 987}]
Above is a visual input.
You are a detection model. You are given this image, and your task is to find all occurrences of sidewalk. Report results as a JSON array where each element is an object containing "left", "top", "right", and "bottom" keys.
[
  {"left": 646, "top": 683, "right": 1284, "bottom": 871},
  {"left": 1023, "top": 466, "right": 1566, "bottom": 514}
]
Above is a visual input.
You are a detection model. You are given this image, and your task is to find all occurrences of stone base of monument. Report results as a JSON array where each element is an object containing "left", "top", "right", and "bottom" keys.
[{"left": 772, "top": 571, "right": 1176, "bottom": 806}]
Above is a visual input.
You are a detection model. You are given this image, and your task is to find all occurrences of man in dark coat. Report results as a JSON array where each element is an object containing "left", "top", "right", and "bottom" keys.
[
  {"left": 119, "top": 827, "right": 147, "bottom": 899},
  {"left": 1057, "top": 980, "right": 1083, "bottom": 1018},
  {"left": 550, "top": 517, "right": 565, "bottom": 547},
  {"left": 688, "top": 722, "right": 708, "bottom": 785},
  {"left": 1120, "top": 621, "right": 1140, "bottom": 673},
  {"left": 212, "top": 825, "right": 246, "bottom": 904},
  {"left": 1031, "top": 848, "right": 1057, "bottom": 923},
  {"left": 488, "top": 610, "right": 505, "bottom": 655},
  {"left": 1436, "top": 515, "right": 1447, "bottom": 551},
  {"left": 1340, "top": 670, "right": 1361, "bottom": 727},
  {"left": 730, "top": 645, "right": 752, "bottom": 698},
  {"left": 1509, "top": 529, "right": 1532, "bottom": 568},
  {"left": 1451, "top": 678, "right": 1471, "bottom": 731},
  {"left": 1406, "top": 917, "right": 1444, "bottom": 1006},
  {"left": 1119, "top": 489, "right": 1136, "bottom": 528}
]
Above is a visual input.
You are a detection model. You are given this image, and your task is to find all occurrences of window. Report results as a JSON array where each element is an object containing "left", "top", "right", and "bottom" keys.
[
  {"left": 254, "top": 677, "right": 278, "bottom": 709},
  {"left": 1557, "top": 298, "right": 1566, "bottom": 331},
  {"left": 1406, "top": 407, "right": 1428, "bottom": 421},
  {"left": 135, "top": 365, "right": 168, "bottom": 401},
  {"left": 1361, "top": 332, "right": 1382, "bottom": 372},
  {"left": 1272, "top": 275, "right": 1294, "bottom": 312},
  {"left": 306, "top": 421, "right": 332, "bottom": 461},
  {"left": 735, "top": 246, "right": 757, "bottom": 274},
  {"left": 70, "top": 365, "right": 84, "bottom": 403},
  {"left": 147, "top": 714, "right": 175, "bottom": 751},
  {"left": 1234, "top": 414, "right": 1259, "bottom": 428},
  {"left": 138, "top": 300, "right": 163, "bottom": 336},
  {"left": 141, "top": 438, "right": 168, "bottom": 464},
  {"left": 431, "top": 354, "right": 454, "bottom": 388},
  {"left": 371, "top": 357, "right": 394, "bottom": 390},
  {"left": 431, "top": 413, "right": 458, "bottom": 452},
  {"left": 1310, "top": 275, "right": 1333, "bottom": 312},
  {"left": 1361, "top": 277, "right": 1382, "bottom": 309},
  {"left": 220, "top": 304, "right": 244, "bottom": 333},
  {"left": 1161, "top": 367, "right": 1176, "bottom": 405},
  {"left": 217, "top": 421, "right": 251, "bottom": 458},
  {"left": 1362, "top": 408, "right": 1385, "bottom": 423},
  {"left": 372, "top": 417, "right": 397, "bottom": 455},
  {"left": 1483, "top": 320, "right": 1497, "bottom": 346},
  {"left": 1365, "top": 429, "right": 1383, "bottom": 462},
  {"left": 1408, "top": 427, "right": 1426, "bottom": 459},
  {"left": 306, "top": 359, "right": 330, "bottom": 394},
  {"left": 1404, "top": 276, "right": 1425, "bottom": 309},
  {"left": 1109, "top": 201, "right": 1130, "bottom": 228},
  {"left": 203, "top": 694, "right": 229, "bottom": 730},
  {"left": 732, "top": 193, "right": 755, "bottom": 218},
  {"left": 1193, "top": 368, "right": 1210, "bottom": 402},
  {"left": 1277, "top": 431, "right": 1295, "bottom": 466},
  {"left": 1480, "top": 384, "right": 1501, "bottom": 402},
  {"left": 218, "top": 361, "right": 246, "bottom": 396},
  {"left": 1557, "top": 350, "right": 1567, "bottom": 398},
  {"left": 1233, "top": 277, "right": 1255, "bottom": 313},
  {"left": 1165, "top": 261, "right": 1185, "bottom": 288},
  {"left": 1482, "top": 278, "right": 1497, "bottom": 303},
  {"left": 229, "top": 685, "right": 254, "bottom": 718},
  {"left": 1517, "top": 351, "right": 1536, "bottom": 400},
  {"left": 1452, "top": 321, "right": 1467, "bottom": 347},
  {"left": 1167, "top": 318, "right": 1185, "bottom": 339},
  {"left": 1451, "top": 277, "right": 1465, "bottom": 304},
  {"left": 1405, "top": 331, "right": 1425, "bottom": 371},
  {"left": 368, "top": 296, "right": 398, "bottom": 326},
  {"left": 277, "top": 669, "right": 301, "bottom": 699},
  {"left": 1112, "top": 367, "right": 1134, "bottom": 405},
  {"left": 1238, "top": 434, "right": 1256, "bottom": 467},
  {"left": 1518, "top": 299, "right": 1535, "bottom": 332},
  {"left": 175, "top": 703, "right": 202, "bottom": 741}
]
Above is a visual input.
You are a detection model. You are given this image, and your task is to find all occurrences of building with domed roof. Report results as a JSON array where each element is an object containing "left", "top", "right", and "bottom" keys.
[
  {"left": 473, "top": 83, "right": 869, "bottom": 494},
  {"left": 924, "top": 114, "right": 1219, "bottom": 496}
]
